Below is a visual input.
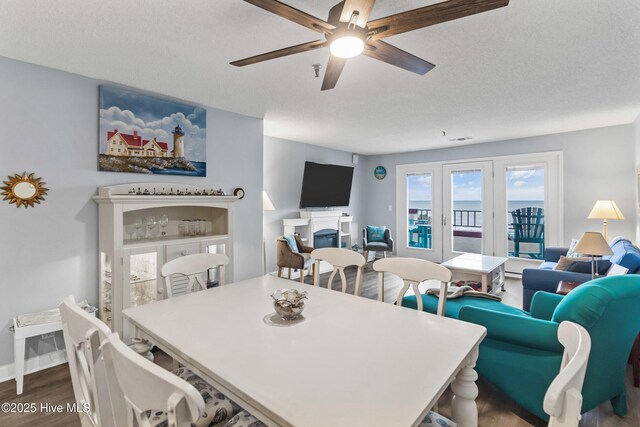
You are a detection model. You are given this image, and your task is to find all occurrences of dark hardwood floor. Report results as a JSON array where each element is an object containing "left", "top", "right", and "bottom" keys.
[{"left": 1, "top": 266, "right": 638, "bottom": 426}]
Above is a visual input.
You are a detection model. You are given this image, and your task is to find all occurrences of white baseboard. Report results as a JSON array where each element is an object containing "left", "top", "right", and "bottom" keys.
[{"left": 0, "top": 350, "right": 68, "bottom": 384}]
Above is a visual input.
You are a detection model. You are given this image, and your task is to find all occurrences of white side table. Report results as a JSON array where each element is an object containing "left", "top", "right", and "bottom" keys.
[
  {"left": 441, "top": 253, "right": 509, "bottom": 293},
  {"left": 12, "top": 315, "right": 63, "bottom": 395}
]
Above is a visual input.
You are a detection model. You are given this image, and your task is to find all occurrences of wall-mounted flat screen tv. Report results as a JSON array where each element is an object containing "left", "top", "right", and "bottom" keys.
[{"left": 299, "top": 161, "right": 354, "bottom": 208}]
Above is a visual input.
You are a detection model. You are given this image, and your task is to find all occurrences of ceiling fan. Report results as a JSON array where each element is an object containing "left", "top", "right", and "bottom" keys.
[{"left": 231, "top": 0, "right": 510, "bottom": 90}]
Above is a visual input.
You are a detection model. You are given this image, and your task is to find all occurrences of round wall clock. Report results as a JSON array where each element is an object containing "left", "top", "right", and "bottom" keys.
[
  {"left": 374, "top": 166, "right": 387, "bottom": 180},
  {"left": 233, "top": 187, "right": 245, "bottom": 199}
]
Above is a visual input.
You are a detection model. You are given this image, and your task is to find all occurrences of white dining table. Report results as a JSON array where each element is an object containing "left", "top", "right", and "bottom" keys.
[{"left": 122, "top": 275, "right": 486, "bottom": 427}]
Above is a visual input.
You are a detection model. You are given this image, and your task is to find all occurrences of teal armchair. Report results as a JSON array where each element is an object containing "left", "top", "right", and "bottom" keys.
[{"left": 458, "top": 275, "right": 640, "bottom": 421}]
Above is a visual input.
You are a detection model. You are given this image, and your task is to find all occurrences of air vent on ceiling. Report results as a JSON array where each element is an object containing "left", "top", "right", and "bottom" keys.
[{"left": 448, "top": 136, "right": 473, "bottom": 142}]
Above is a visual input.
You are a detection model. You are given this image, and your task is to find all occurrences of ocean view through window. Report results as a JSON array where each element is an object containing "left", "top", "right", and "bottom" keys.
[
  {"left": 506, "top": 166, "right": 545, "bottom": 259},
  {"left": 407, "top": 173, "right": 433, "bottom": 249},
  {"left": 407, "top": 167, "right": 544, "bottom": 256}
]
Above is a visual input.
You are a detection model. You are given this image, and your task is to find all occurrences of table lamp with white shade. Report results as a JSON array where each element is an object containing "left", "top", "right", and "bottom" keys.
[
  {"left": 263, "top": 191, "right": 275, "bottom": 274},
  {"left": 588, "top": 200, "right": 624, "bottom": 241},
  {"left": 574, "top": 231, "right": 613, "bottom": 279}
]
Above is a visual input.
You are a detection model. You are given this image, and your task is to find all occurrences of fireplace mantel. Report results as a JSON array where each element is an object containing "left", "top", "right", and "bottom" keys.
[{"left": 283, "top": 211, "right": 354, "bottom": 249}]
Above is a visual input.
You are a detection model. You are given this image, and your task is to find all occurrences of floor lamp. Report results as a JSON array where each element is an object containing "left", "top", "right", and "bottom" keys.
[
  {"left": 263, "top": 191, "right": 275, "bottom": 275},
  {"left": 588, "top": 200, "right": 624, "bottom": 242}
]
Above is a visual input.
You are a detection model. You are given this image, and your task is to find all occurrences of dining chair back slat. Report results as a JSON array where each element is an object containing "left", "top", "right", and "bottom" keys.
[
  {"left": 311, "top": 248, "right": 366, "bottom": 295},
  {"left": 373, "top": 257, "right": 452, "bottom": 315},
  {"left": 161, "top": 253, "right": 229, "bottom": 298}
]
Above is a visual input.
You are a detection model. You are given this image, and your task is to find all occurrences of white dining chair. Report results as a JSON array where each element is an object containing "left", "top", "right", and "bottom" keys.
[
  {"left": 373, "top": 257, "right": 452, "bottom": 315},
  {"left": 59, "top": 295, "right": 126, "bottom": 427},
  {"left": 544, "top": 321, "right": 591, "bottom": 427},
  {"left": 101, "top": 333, "right": 205, "bottom": 427},
  {"left": 311, "top": 247, "right": 366, "bottom": 295},
  {"left": 161, "top": 253, "right": 229, "bottom": 298},
  {"left": 102, "top": 332, "right": 248, "bottom": 427}
]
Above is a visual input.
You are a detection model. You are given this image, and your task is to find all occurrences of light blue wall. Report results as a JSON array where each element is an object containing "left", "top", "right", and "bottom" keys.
[
  {"left": 361, "top": 125, "right": 637, "bottom": 247},
  {"left": 633, "top": 114, "right": 640, "bottom": 242},
  {"left": 0, "top": 56, "right": 263, "bottom": 367},
  {"left": 263, "top": 136, "right": 364, "bottom": 272}
]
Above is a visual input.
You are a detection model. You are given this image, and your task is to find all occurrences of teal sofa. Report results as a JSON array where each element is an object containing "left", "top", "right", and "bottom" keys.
[{"left": 402, "top": 275, "right": 640, "bottom": 420}]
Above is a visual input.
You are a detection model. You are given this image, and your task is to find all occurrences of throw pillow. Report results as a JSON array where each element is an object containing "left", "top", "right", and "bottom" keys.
[
  {"left": 566, "top": 238, "right": 584, "bottom": 258},
  {"left": 366, "top": 225, "right": 387, "bottom": 242},
  {"left": 606, "top": 263, "right": 629, "bottom": 276},
  {"left": 553, "top": 256, "right": 591, "bottom": 271},
  {"left": 293, "top": 233, "right": 306, "bottom": 252},
  {"left": 567, "top": 259, "right": 612, "bottom": 275},
  {"left": 283, "top": 235, "right": 299, "bottom": 253}
]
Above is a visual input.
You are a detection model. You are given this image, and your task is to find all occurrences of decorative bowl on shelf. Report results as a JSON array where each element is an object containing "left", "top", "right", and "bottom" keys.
[{"left": 271, "top": 289, "right": 307, "bottom": 321}]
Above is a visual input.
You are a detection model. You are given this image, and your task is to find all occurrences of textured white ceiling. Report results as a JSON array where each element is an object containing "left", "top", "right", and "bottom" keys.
[{"left": 1, "top": 0, "right": 639, "bottom": 154}]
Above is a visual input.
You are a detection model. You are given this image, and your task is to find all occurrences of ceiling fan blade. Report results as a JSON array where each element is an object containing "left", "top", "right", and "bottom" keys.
[
  {"left": 340, "top": 0, "right": 376, "bottom": 28},
  {"left": 244, "top": 0, "right": 335, "bottom": 33},
  {"left": 231, "top": 40, "right": 327, "bottom": 67},
  {"left": 363, "top": 40, "right": 435, "bottom": 75},
  {"left": 368, "top": 0, "right": 509, "bottom": 40},
  {"left": 321, "top": 55, "right": 347, "bottom": 91}
]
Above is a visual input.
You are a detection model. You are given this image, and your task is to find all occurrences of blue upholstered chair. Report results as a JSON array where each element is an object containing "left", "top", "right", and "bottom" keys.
[
  {"left": 404, "top": 276, "right": 640, "bottom": 421},
  {"left": 363, "top": 226, "right": 393, "bottom": 264}
]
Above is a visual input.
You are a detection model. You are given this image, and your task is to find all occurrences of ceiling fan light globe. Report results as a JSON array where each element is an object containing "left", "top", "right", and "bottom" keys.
[{"left": 330, "top": 36, "right": 365, "bottom": 58}]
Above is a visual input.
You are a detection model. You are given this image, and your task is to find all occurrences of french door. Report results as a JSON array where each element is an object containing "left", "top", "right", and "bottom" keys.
[
  {"left": 396, "top": 163, "right": 443, "bottom": 262},
  {"left": 397, "top": 152, "right": 562, "bottom": 272},
  {"left": 442, "top": 161, "right": 494, "bottom": 261},
  {"left": 494, "top": 154, "right": 562, "bottom": 273}
]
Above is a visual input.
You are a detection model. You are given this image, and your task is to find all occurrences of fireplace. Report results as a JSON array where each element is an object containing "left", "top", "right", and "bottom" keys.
[{"left": 314, "top": 228, "right": 338, "bottom": 248}]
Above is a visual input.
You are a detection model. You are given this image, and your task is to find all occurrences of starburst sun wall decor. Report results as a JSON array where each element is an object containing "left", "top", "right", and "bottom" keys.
[{"left": 1, "top": 172, "right": 48, "bottom": 208}]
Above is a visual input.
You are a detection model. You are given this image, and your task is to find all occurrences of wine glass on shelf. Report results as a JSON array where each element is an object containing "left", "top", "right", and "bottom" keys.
[
  {"left": 133, "top": 217, "right": 143, "bottom": 240},
  {"left": 125, "top": 224, "right": 136, "bottom": 241},
  {"left": 144, "top": 216, "right": 156, "bottom": 239},
  {"left": 159, "top": 214, "right": 169, "bottom": 236},
  {"left": 151, "top": 221, "right": 161, "bottom": 238}
]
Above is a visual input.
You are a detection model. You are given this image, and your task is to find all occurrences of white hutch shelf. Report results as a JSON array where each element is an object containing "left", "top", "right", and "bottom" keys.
[{"left": 93, "top": 182, "right": 238, "bottom": 339}]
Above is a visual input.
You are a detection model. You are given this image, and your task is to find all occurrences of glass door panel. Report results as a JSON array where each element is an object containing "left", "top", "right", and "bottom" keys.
[
  {"left": 124, "top": 248, "right": 162, "bottom": 309},
  {"left": 451, "top": 169, "right": 483, "bottom": 254},
  {"left": 443, "top": 162, "right": 493, "bottom": 260},
  {"left": 396, "top": 164, "right": 442, "bottom": 262},
  {"left": 203, "top": 239, "right": 229, "bottom": 286},
  {"left": 493, "top": 153, "right": 562, "bottom": 274},
  {"left": 99, "top": 252, "right": 113, "bottom": 329},
  {"left": 407, "top": 173, "right": 433, "bottom": 250},
  {"left": 506, "top": 166, "right": 545, "bottom": 260}
]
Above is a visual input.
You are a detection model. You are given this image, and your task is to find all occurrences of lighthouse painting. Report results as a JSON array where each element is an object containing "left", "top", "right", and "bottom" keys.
[{"left": 98, "top": 86, "right": 206, "bottom": 176}]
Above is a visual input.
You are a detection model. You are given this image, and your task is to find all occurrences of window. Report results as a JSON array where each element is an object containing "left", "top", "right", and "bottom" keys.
[
  {"left": 506, "top": 166, "right": 545, "bottom": 259},
  {"left": 406, "top": 173, "right": 433, "bottom": 249},
  {"left": 450, "top": 169, "right": 483, "bottom": 254}
]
